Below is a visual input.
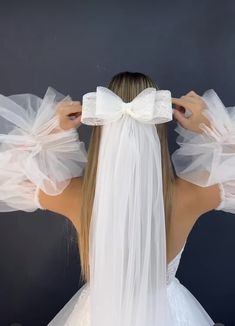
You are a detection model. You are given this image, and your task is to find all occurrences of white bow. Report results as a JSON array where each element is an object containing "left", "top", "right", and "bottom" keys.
[{"left": 81, "top": 86, "right": 173, "bottom": 125}]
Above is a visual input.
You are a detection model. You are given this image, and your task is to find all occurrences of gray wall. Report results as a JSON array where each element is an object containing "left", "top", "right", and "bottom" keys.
[{"left": 0, "top": 0, "right": 235, "bottom": 325}]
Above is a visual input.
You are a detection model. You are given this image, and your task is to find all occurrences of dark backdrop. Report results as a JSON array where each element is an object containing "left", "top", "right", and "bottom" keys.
[{"left": 0, "top": 0, "right": 235, "bottom": 325}]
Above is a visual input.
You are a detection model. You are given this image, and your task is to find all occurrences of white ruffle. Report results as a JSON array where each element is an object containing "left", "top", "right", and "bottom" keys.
[
  {"left": 0, "top": 87, "right": 88, "bottom": 212},
  {"left": 171, "top": 89, "right": 235, "bottom": 213}
]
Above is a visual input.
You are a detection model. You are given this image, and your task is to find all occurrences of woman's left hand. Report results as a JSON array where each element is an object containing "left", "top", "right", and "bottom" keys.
[
  {"left": 56, "top": 100, "right": 83, "bottom": 130},
  {"left": 172, "top": 90, "right": 211, "bottom": 134}
]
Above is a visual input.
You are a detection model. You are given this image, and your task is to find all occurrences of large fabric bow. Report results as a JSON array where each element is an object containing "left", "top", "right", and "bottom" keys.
[{"left": 81, "top": 86, "right": 172, "bottom": 125}]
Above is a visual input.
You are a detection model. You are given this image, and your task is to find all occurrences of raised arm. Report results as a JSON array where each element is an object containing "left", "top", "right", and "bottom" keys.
[
  {"left": 0, "top": 87, "right": 88, "bottom": 233},
  {"left": 171, "top": 89, "right": 235, "bottom": 217},
  {"left": 38, "top": 176, "right": 83, "bottom": 232}
]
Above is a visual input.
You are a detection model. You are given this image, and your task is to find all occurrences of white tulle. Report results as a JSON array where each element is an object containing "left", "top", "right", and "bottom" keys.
[
  {"left": 82, "top": 86, "right": 172, "bottom": 125},
  {"left": 48, "top": 247, "right": 214, "bottom": 326},
  {"left": 2, "top": 86, "right": 232, "bottom": 325},
  {"left": 171, "top": 89, "right": 235, "bottom": 214},
  {"left": 0, "top": 87, "right": 88, "bottom": 212},
  {"left": 82, "top": 87, "right": 174, "bottom": 326}
]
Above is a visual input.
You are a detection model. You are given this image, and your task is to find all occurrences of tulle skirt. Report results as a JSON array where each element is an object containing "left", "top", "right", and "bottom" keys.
[{"left": 48, "top": 277, "right": 214, "bottom": 326}]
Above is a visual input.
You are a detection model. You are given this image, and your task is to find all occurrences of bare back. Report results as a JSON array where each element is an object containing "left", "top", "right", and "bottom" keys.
[{"left": 38, "top": 176, "right": 221, "bottom": 264}]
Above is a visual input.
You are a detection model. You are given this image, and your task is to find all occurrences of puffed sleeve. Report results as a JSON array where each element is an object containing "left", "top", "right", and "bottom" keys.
[
  {"left": 0, "top": 87, "right": 88, "bottom": 212},
  {"left": 171, "top": 89, "right": 235, "bottom": 214}
]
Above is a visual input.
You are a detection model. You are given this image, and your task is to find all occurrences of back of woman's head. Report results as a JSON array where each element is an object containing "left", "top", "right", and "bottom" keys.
[
  {"left": 78, "top": 71, "right": 175, "bottom": 283},
  {"left": 108, "top": 71, "right": 158, "bottom": 102}
]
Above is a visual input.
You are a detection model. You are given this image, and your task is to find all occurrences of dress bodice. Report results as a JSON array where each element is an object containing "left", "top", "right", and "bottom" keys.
[
  {"left": 167, "top": 245, "right": 185, "bottom": 285},
  {"left": 48, "top": 243, "right": 215, "bottom": 325},
  {"left": 48, "top": 245, "right": 188, "bottom": 325}
]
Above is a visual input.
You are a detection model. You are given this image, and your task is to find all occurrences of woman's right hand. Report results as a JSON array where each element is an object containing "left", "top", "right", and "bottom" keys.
[
  {"left": 56, "top": 100, "right": 83, "bottom": 130},
  {"left": 172, "top": 91, "right": 212, "bottom": 134}
]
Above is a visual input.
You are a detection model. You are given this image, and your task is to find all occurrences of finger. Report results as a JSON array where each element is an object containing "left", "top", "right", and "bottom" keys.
[
  {"left": 173, "top": 109, "right": 190, "bottom": 129},
  {"left": 172, "top": 97, "right": 197, "bottom": 107},
  {"left": 175, "top": 106, "right": 186, "bottom": 113},
  {"left": 70, "top": 115, "right": 82, "bottom": 127},
  {"left": 60, "top": 100, "right": 81, "bottom": 105},
  {"left": 181, "top": 95, "right": 198, "bottom": 104},
  {"left": 57, "top": 103, "right": 82, "bottom": 115},
  {"left": 67, "top": 111, "right": 82, "bottom": 119},
  {"left": 172, "top": 97, "right": 190, "bottom": 106},
  {"left": 184, "top": 90, "right": 200, "bottom": 97},
  {"left": 56, "top": 100, "right": 81, "bottom": 108},
  {"left": 57, "top": 100, "right": 81, "bottom": 108}
]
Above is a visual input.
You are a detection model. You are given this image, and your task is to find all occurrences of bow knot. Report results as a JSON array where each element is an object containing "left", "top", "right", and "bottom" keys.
[
  {"left": 81, "top": 86, "right": 173, "bottom": 126},
  {"left": 122, "top": 102, "right": 133, "bottom": 115}
]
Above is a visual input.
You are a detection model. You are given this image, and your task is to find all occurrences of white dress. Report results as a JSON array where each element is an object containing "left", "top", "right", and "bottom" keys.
[
  {"left": 0, "top": 86, "right": 235, "bottom": 325},
  {"left": 48, "top": 245, "right": 214, "bottom": 326}
]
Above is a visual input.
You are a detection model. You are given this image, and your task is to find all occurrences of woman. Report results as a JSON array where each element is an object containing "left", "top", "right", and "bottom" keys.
[{"left": 0, "top": 71, "right": 234, "bottom": 325}]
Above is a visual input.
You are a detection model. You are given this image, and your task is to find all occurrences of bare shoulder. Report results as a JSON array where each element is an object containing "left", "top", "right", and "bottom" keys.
[
  {"left": 167, "top": 177, "right": 222, "bottom": 262},
  {"left": 174, "top": 177, "right": 222, "bottom": 220},
  {"left": 38, "top": 176, "right": 83, "bottom": 231}
]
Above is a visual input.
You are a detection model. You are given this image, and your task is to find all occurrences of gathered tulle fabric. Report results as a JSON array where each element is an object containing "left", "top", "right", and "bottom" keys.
[
  {"left": 171, "top": 89, "right": 235, "bottom": 214},
  {"left": 81, "top": 87, "right": 174, "bottom": 326},
  {"left": 89, "top": 116, "right": 173, "bottom": 325},
  {"left": 1, "top": 85, "right": 230, "bottom": 325},
  {"left": 48, "top": 247, "right": 214, "bottom": 326},
  {"left": 0, "top": 87, "right": 88, "bottom": 212},
  {"left": 167, "top": 278, "right": 214, "bottom": 326}
]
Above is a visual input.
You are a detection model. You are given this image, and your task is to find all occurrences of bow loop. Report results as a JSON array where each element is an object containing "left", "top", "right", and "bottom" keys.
[{"left": 81, "top": 86, "right": 172, "bottom": 126}]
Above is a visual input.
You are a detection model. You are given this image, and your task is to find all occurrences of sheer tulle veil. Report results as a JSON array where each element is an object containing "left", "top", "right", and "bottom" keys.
[{"left": 80, "top": 85, "right": 174, "bottom": 325}]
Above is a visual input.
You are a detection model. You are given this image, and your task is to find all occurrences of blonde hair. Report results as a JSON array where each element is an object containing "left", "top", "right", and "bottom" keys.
[{"left": 78, "top": 71, "right": 175, "bottom": 283}]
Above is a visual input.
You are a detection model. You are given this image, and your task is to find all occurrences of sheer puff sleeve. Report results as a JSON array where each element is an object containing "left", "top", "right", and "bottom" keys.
[
  {"left": 171, "top": 89, "right": 235, "bottom": 214},
  {"left": 0, "top": 87, "right": 88, "bottom": 212}
]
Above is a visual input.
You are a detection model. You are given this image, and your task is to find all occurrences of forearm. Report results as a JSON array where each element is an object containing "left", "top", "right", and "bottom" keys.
[
  {"left": 171, "top": 89, "right": 235, "bottom": 214},
  {"left": 0, "top": 87, "right": 87, "bottom": 213}
]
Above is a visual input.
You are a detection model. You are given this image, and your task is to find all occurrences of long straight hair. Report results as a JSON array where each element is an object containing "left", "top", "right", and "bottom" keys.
[{"left": 78, "top": 71, "right": 175, "bottom": 283}]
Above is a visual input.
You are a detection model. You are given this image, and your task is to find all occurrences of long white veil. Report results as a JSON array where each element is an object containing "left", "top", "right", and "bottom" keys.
[{"left": 82, "top": 86, "right": 174, "bottom": 325}]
